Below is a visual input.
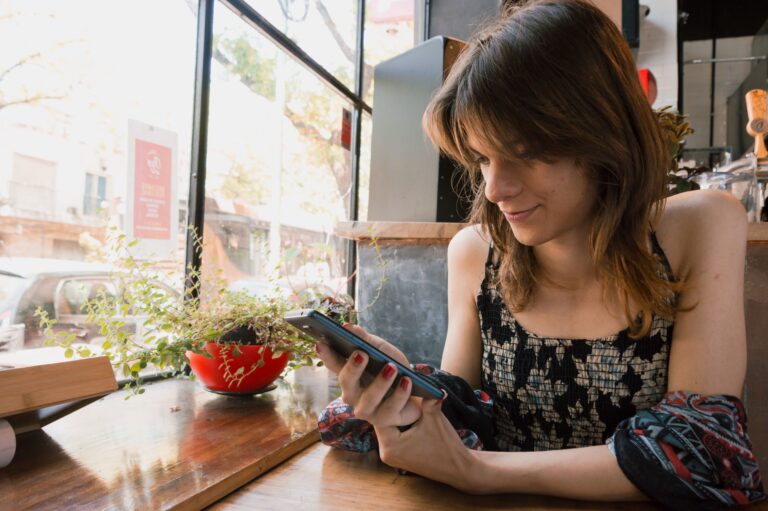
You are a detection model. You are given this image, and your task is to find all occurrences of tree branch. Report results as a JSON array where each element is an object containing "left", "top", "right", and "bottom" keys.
[
  {"left": 0, "top": 94, "right": 66, "bottom": 111},
  {"left": 314, "top": 0, "right": 373, "bottom": 99},
  {"left": 0, "top": 52, "right": 42, "bottom": 85},
  {"left": 314, "top": 0, "right": 355, "bottom": 62}
]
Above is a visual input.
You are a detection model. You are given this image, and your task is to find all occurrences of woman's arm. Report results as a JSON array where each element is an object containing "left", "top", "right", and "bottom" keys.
[
  {"left": 467, "top": 444, "right": 643, "bottom": 499},
  {"left": 440, "top": 225, "right": 488, "bottom": 388},
  {"left": 461, "top": 189, "right": 750, "bottom": 498}
]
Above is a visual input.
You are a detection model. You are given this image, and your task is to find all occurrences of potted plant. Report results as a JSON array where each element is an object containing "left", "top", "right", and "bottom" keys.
[
  {"left": 35, "top": 228, "right": 348, "bottom": 397},
  {"left": 655, "top": 106, "right": 706, "bottom": 195}
]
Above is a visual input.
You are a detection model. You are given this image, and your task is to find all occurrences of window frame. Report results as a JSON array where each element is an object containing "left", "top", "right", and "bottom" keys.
[{"left": 186, "top": 0, "right": 385, "bottom": 300}]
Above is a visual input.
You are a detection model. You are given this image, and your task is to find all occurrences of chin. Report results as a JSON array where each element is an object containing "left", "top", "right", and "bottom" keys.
[{"left": 508, "top": 225, "right": 548, "bottom": 247}]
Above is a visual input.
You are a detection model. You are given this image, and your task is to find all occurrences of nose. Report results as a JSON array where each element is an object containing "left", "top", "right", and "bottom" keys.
[{"left": 483, "top": 160, "right": 522, "bottom": 204}]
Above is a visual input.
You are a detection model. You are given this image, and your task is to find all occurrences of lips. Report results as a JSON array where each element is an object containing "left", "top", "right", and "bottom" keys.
[{"left": 502, "top": 205, "right": 538, "bottom": 222}]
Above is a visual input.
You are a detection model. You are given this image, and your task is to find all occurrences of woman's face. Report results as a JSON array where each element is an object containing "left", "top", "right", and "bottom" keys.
[{"left": 467, "top": 134, "right": 598, "bottom": 247}]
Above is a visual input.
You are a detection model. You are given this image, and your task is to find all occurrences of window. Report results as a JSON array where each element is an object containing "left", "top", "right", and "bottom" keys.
[
  {"left": 0, "top": 0, "right": 421, "bottom": 358},
  {"left": 0, "top": 0, "right": 196, "bottom": 354},
  {"left": 83, "top": 173, "right": 107, "bottom": 216},
  {"left": 203, "top": 2, "right": 356, "bottom": 299}
]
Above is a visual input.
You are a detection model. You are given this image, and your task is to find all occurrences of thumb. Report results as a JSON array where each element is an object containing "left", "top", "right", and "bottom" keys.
[{"left": 421, "top": 391, "right": 447, "bottom": 415}]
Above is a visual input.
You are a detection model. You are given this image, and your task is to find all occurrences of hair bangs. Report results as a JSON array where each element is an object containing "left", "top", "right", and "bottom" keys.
[{"left": 450, "top": 57, "right": 550, "bottom": 170}]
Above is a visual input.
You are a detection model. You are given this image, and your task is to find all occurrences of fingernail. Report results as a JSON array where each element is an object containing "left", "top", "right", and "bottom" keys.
[
  {"left": 353, "top": 352, "right": 365, "bottom": 365},
  {"left": 382, "top": 364, "right": 396, "bottom": 380},
  {"left": 399, "top": 376, "right": 410, "bottom": 390}
]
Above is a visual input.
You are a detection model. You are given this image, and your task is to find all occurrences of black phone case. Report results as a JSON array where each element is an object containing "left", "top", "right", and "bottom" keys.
[{"left": 284, "top": 309, "right": 443, "bottom": 400}]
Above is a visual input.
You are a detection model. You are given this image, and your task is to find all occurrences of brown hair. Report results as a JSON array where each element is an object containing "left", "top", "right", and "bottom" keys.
[{"left": 423, "top": 0, "right": 683, "bottom": 337}]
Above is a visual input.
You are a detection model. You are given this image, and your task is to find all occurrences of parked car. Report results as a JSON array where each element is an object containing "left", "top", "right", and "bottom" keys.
[{"left": 0, "top": 257, "right": 178, "bottom": 350}]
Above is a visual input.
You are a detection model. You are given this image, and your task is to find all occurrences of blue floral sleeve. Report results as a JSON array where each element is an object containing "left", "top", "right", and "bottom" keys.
[{"left": 608, "top": 391, "right": 765, "bottom": 509}]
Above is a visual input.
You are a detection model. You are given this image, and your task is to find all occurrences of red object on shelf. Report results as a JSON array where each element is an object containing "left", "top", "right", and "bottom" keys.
[
  {"left": 186, "top": 342, "right": 289, "bottom": 394},
  {"left": 638, "top": 68, "right": 658, "bottom": 104},
  {"left": 341, "top": 109, "right": 352, "bottom": 150}
]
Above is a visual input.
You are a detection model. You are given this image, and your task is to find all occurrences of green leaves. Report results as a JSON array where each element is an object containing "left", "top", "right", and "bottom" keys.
[
  {"left": 654, "top": 106, "right": 701, "bottom": 197},
  {"left": 34, "top": 225, "right": 349, "bottom": 398}
]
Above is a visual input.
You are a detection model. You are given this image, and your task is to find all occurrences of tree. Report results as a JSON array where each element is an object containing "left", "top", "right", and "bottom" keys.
[
  {"left": 0, "top": 11, "right": 75, "bottom": 113},
  {"left": 184, "top": 0, "right": 373, "bottom": 218}
]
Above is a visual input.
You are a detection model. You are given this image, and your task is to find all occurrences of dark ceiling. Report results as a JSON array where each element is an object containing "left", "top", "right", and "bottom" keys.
[{"left": 679, "top": 0, "right": 768, "bottom": 41}]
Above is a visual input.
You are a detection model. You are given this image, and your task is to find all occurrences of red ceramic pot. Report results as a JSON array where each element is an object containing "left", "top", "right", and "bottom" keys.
[{"left": 186, "top": 342, "right": 289, "bottom": 394}]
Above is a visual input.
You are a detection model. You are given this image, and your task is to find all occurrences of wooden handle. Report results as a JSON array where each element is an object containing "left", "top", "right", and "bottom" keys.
[{"left": 745, "top": 89, "right": 768, "bottom": 159}]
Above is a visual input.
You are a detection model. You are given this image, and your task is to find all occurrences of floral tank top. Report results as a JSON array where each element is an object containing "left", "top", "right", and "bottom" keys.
[{"left": 478, "top": 232, "right": 675, "bottom": 452}]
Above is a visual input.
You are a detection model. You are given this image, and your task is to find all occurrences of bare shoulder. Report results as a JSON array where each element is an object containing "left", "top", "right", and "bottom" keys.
[
  {"left": 655, "top": 189, "right": 748, "bottom": 279},
  {"left": 448, "top": 224, "right": 490, "bottom": 267},
  {"left": 447, "top": 224, "right": 490, "bottom": 298}
]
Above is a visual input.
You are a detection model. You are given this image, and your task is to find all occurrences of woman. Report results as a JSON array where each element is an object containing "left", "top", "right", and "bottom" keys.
[{"left": 315, "top": 0, "right": 765, "bottom": 506}]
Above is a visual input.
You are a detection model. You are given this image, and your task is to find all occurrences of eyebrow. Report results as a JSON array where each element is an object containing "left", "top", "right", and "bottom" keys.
[
  {"left": 466, "top": 146, "right": 483, "bottom": 157},
  {"left": 464, "top": 140, "right": 488, "bottom": 157}
]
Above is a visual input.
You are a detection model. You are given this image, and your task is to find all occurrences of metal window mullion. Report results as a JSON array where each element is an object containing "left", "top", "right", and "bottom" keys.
[
  {"left": 219, "top": 0, "right": 371, "bottom": 115},
  {"left": 346, "top": 0, "right": 366, "bottom": 298},
  {"left": 185, "top": 0, "right": 215, "bottom": 301}
]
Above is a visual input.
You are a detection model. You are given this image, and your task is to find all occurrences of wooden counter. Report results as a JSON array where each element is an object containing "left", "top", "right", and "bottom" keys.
[
  {"left": 0, "top": 366, "right": 337, "bottom": 511},
  {"left": 214, "top": 442, "right": 768, "bottom": 510}
]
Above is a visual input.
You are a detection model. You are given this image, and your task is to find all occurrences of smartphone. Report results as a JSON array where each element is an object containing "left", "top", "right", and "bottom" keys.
[{"left": 284, "top": 309, "right": 443, "bottom": 400}]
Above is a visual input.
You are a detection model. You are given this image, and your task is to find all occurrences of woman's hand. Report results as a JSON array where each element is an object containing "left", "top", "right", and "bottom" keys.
[
  {"left": 314, "top": 324, "right": 422, "bottom": 427},
  {"left": 374, "top": 396, "right": 479, "bottom": 493}
]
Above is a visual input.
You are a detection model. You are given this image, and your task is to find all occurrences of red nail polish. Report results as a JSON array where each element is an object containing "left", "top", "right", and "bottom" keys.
[
  {"left": 353, "top": 353, "right": 364, "bottom": 365},
  {"left": 399, "top": 377, "right": 410, "bottom": 390},
  {"left": 382, "top": 364, "right": 396, "bottom": 380}
]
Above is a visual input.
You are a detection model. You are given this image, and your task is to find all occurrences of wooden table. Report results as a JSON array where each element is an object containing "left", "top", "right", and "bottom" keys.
[
  {"left": 2, "top": 364, "right": 767, "bottom": 511},
  {"left": 214, "top": 442, "right": 768, "bottom": 511},
  {"left": 213, "top": 442, "right": 657, "bottom": 510},
  {"left": 0, "top": 366, "right": 337, "bottom": 511}
]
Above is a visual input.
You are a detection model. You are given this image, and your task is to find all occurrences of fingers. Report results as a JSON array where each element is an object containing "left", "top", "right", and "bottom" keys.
[
  {"left": 314, "top": 341, "right": 346, "bottom": 373},
  {"left": 354, "top": 365, "right": 422, "bottom": 427},
  {"left": 336, "top": 349, "right": 369, "bottom": 405},
  {"left": 374, "top": 377, "right": 423, "bottom": 426},
  {"left": 420, "top": 391, "right": 447, "bottom": 416},
  {"left": 352, "top": 361, "right": 397, "bottom": 420}
]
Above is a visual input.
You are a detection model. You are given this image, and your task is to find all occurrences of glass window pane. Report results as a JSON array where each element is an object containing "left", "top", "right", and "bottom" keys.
[
  {"left": 243, "top": 0, "right": 358, "bottom": 91},
  {"left": 205, "top": 3, "right": 354, "bottom": 303},
  {"left": 364, "top": 0, "right": 416, "bottom": 104},
  {"left": 358, "top": 112, "right": 372, "bottom": 221},
  {"left": 0, "top": 0, "right": 196, "bottom": 354}
]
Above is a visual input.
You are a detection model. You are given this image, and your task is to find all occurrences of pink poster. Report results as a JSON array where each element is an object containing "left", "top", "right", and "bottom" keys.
[{"left": 133, "top": 139, "right": 172, "bottom": 240}]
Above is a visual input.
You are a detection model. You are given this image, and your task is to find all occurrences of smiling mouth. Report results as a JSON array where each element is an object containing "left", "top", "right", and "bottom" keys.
[{"left": 502, "top": 206, "right": 538, "bottom": 222}]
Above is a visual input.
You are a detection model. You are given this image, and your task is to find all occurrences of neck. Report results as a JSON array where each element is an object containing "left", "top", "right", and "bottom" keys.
[{"left": 532, "top": 229, "right": 599, "bottom": 291}]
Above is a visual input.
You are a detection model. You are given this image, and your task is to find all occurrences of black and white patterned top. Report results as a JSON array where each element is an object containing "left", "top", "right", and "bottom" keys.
[{"left": 478, "top": 233, "right": 675, "bottom": 452}]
